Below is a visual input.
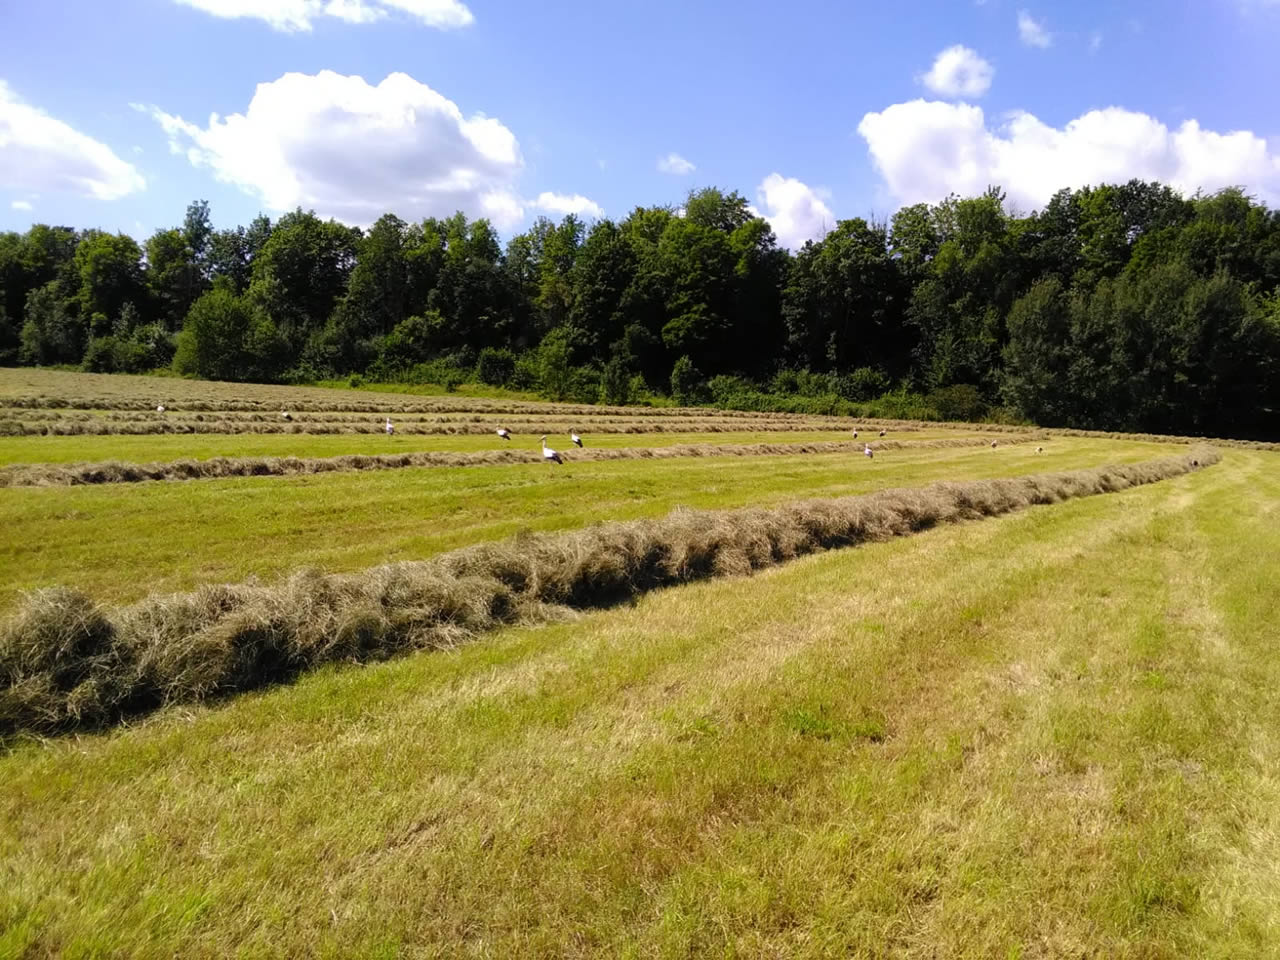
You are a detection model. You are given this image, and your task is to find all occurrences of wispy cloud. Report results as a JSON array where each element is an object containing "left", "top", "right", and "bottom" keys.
[
  {"left": 1018, "top": 9, "right": 1052, "bottom": 48},
  {"left": 657, "top": 152, "right": 695, "bottom": 175},
  {"left": 171, "top": 0, "right": 474, "bottom": 32}
]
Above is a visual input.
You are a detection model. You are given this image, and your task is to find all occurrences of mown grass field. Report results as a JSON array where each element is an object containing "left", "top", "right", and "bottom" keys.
[
  {"left": 0, "top": 438, "right": 1164, "bottom": 611},
  {"left": 0, "top": 428, "right": 964, "bottom": 467},
  {"left": 2, "top": 368, "right": 1278, "bottom": 957}
]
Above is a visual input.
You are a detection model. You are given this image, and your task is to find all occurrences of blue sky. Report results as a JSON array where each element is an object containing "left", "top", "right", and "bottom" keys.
[{"left": 2, "top": 0, "right": 1278, "bottom": 248}]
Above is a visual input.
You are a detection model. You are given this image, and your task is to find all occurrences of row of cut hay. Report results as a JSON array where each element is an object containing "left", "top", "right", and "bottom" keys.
[
  {"left": 841, "top": 415, "right": 1280, "bottom": 451},
  {"left": 0, "top": 410, "right": 870, "bottom": 431},
  {"left": 1, "top": 410, "right": 924, "bottom": 439},
  {"left": 0, "top": 417, "right": 878, "bottom": 438},
  {"left": 0, "top": 435, "right": 1043, "bottom": 487},
  {"left": 1, "top": 392, "right": 801, "bottom": 419},
  {"left": 1, "top": 408, "right": 875, "bottom": 428},
  {"left": 0, "top": 445, "right": 1219, "bottom": 737},
  {"left": 8, "top": 405, "right": 1271, "bottom": 450},
  {"left": 1049, "top": 426, "right": 1280, "bottom": 451}
]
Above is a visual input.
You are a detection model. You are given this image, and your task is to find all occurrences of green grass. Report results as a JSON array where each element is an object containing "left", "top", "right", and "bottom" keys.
[
  {"left": 0, "top": 429, "right": 968, "bottom": 466},
  {"left": 0, "top": 439, "right": 1166, "bottom": 611},
  {"left": 2, "top": 449, "right": 1278, "bottom": 956}
]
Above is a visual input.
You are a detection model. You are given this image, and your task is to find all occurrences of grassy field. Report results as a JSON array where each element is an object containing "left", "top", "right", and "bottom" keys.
[
  {"left": 0, "top": 368, "right": 696, "bottom": 415},
  {"left": 2, "top": 448, "right": 1277, "bottom": 956},
  {"left": 0, "top": 439, "right": 1164, "bottom": 611},
  {"left": 0, "top": 429, "right": 974, "bottom": 467},
  {"left": 3, "top": 368, "right": 1280, "bottom": 956}
]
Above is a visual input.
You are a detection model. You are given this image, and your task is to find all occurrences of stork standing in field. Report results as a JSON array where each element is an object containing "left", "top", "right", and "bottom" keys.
[
  {"left": 281, "top": 410, "right": 292, "bottom": 421},
  {"left": 571, "top": 432, "right": 583, "bottom": 448},
  {"left": 864, "top": 444, "right": 874, "bottom": 459},
  {"left": 1036, "top": 446, "right": 1044, "bottom": 454},
  {"left": 496, "top": 427, "right": 510, "bottom": 441},
  {"left": 991, "top": 440, "right": 998, "bottom": 448},
  {"left": 385, "top": 417, "right": 394, "bottom": 436},
  {"left": 156, "top": 404, "right": 165, "bottom": 414},
  {"left": 879, "top": 429, "right": 886, "bottom": 437},
  {"left": 852, "top": 429, "right": 858, "bottom": 439},
  {"left": 540, "top": 435, "right": 564, "bottom": 466}
]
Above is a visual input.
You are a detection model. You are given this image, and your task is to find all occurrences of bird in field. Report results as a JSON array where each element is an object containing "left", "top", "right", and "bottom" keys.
[
  {"left": 852, "top": 429, "right": 858, "bottom": 439},
  {"left": 385, "top": 417, "right": 394, "bottom": 436},
  {"left": 571, "top": 432, "right": 583, "bottom": 448},
  {"left": 864, "top": 444, "right": 873, "bottom": 459},
  {"left": 496, "top": 427, "right": 510, "bottom": 441},
  {"left": 156, "top": 404, "right": 165, "bottom": 414},
  {"left": 1036, "top": 446, "right": 1044, "bottom": 454},
  {"left": 540, "top": 435, "right": 564, "bottom": 465},
  {"left": 281, "top": 410, "right": 292, "bottom": 421},
  {"left": 991, "top": 440, "right": 998, "bottom": 448},
  {"left": 879, "top": 429, "right": 886, "bottom": 437}
]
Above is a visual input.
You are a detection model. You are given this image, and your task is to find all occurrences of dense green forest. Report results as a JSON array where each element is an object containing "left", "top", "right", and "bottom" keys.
[{"left": 2, "top": 181, "right": 1278, "bottom": 436}]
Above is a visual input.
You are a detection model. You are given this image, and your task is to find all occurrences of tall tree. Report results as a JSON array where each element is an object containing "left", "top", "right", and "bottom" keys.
[
  {"left": 207, "top": 214, "right": 272, "bottom": 294},
  {"left": 570, "top": 219, "right": 637, "bottom": 360},
  {"left": 782, "top": 218, "right": 905, "bottom": 374},
  {"left": 425, "top": 213, "right": 509, "bottom": 351},
  {"left": 182, "top": 200, "right": 214, "bottom": 278},
  {"left": 73, "top": 231, "right": 147, "bottom": 336},
  {"left": 683, "top": 188, "right": 753, "bottom": 234},
  {"left": 341, "top": 213, "right": 409, "bottom": 339},
  {"left": 248, "top": 209, "right": 360, "bottom": 356},
  {"left": 146, "top": 228, "right": 204, "bottom": 331}
]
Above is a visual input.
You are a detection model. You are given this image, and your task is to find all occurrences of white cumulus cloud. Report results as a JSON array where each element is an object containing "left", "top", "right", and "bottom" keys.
[
  {"left": 657, "top": 152, "right": 696, "bottom": 175},
  {"left": 755, "top": 173, "right": 835, "bottom": 250},
  {"left": 857, "top": 99, "right": 1280, "bottom": 210},
  {"left": 532, "top": 192, "right": 603, "bottom": 218},
  {"left": 0, "top": 81, "right": 144, "bottom": 201},
  {"left": 11, "top": 199, "right": 34, "bottom": 211},
  {"left": 1018, "top": 10, "right": 1052, "bottom": 47},
  {"left": 145, "top": 70, "right": 526, "bottom": 228},
  {"left": 172, "top": 0, "right": 473, "bottom": 31},
  {"left": 920, "top": 45, "right": 994, "bottom": 99}
]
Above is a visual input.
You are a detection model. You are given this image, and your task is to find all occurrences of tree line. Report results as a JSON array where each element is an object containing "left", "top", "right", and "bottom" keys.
[{"left": 2, "top": 181, "right": 1278, "bottom": 436}]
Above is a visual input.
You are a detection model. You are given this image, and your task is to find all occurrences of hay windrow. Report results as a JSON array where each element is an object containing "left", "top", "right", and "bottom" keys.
[
  {"left": 0, "top": 435, "right": 1043, "bottom": 487},
  {"left": 1, "top": 408, "right": 892, "bottom": 428},
  {"left": 3, "top": 405, "right": 1273, "bottom": 450},
  {"left": 0, "top": 416, "right": 872, "bottom": 438},
  {"left": 0, "top": 446, "right": 1219, "bottom": 738},
  {"left": 0, "top": 391, "right": 793, "bottom": 419}
]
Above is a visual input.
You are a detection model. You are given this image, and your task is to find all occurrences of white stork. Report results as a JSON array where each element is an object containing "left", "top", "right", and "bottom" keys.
[
  {"left": 991, "top": 440, "right": 998, "bottom": 448},
  {"left": 571, "top": 432, "right": 583, "bottom": 448},
  {"left": 852, "top": 429, "right": 858, "bottom": 439},
  {"left": 540, "top": 435, "right": 564, "bottom": 465},
  {"left": 281, "top": 410, "right": 292, "bottom": 421},
  {"left": 156, "top": 404, "right": 165, "bottom": 414},
  {"left": 1036, "top": 446, "right": 1044, "bottom": 454},
  {"left": 879, "top": 429, "right": 886, "bottom": 437},
  {"left": 864, "top": 444, "right": 873, "bottom": 459},
  {"left": 496, "top": 428, "right": 510, "bottom": 441},
  {"left": 385, "top": 417, "right": 394, "bottom": 436}
]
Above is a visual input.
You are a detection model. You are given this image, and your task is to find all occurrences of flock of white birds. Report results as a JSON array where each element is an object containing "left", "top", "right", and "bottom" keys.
[{"left": 152, "top": 404, "right": 1046, "bottom": 465}]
